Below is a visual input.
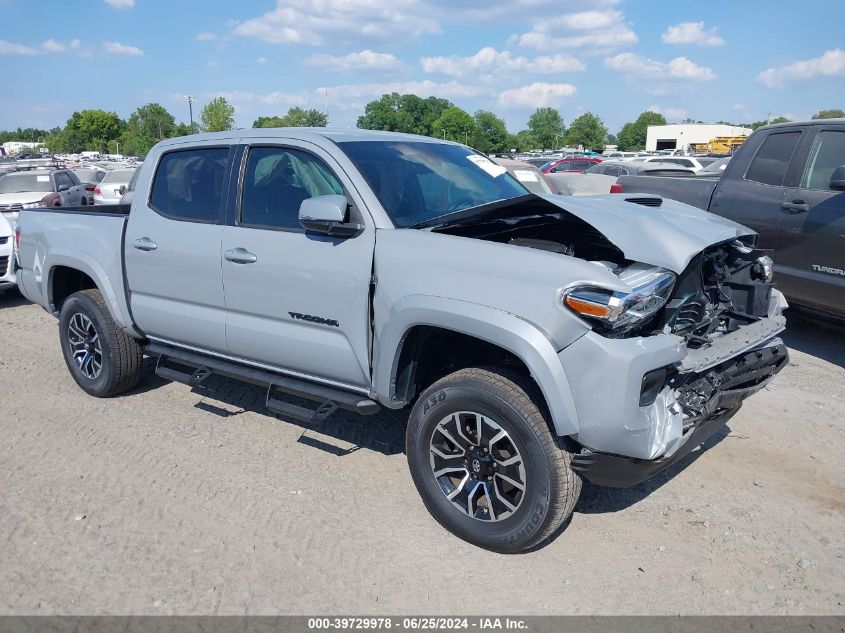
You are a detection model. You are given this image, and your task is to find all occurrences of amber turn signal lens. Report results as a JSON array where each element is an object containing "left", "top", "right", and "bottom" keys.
[{"left": 564, "top": 295, "right": 611, "bottom": 318}]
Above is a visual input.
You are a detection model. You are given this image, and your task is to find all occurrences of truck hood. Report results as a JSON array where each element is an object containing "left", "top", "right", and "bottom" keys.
[{"left": 540, "top": 193, "right": 754, "bottom": 273}]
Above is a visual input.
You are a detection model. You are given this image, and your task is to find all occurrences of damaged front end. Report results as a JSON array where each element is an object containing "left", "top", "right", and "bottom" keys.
[{"left": 563, "top": 239, "right": 789, "bottom": 487}]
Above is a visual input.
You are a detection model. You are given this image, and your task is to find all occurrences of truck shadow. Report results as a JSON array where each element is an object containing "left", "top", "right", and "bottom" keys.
[
  {"left": 781, "top": 308, "right": 845, "bottom": 369},
  {"left": 0, "top": 290, "right": 30, "bottom": 309},
  {"left": 574, "top": 425, "right": 731, "bottom": 514}
]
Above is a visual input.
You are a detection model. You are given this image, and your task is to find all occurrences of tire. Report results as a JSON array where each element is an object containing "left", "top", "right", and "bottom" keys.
[
  {"left": 58, "top": 289, "right": 143, "bottom": 397},
  {"left": 406, "top": 367, "right": 581, "bottom": 553}
]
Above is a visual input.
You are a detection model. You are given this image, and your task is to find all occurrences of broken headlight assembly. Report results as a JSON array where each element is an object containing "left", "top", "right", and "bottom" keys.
[{"left": 563, "top": 264, "right": 676, "bottom": 336}]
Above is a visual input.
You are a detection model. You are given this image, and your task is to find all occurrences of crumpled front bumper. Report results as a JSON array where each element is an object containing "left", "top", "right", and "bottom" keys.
[{"left": 558, "top": 304, "right": 788, "bottom": 483}]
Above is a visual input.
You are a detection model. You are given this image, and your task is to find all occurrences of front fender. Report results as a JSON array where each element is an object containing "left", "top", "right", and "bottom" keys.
[{"left": 373, "top": 295, "right": 581, "bottom": 437}]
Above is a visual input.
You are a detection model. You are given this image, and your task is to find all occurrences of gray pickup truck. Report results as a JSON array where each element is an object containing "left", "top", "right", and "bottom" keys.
[
  {"left": 15, "top": 129, "right": 788, "bottom": 552},
  {"left": 618, "top": 119, "right": 845, "bottom": 318}
]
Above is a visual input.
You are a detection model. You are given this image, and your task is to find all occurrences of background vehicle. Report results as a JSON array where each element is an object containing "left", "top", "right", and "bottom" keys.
[
  {"left": 0, "top": 212, "right": 15, "bottom": 291},
  {"left": 542, "top": 157, "right": 602, "bottom": 173},
  {"left": 72, "top": 167, "right": 107, "bottom": 204},
  {"left": 0, "top": 169, "right": 88, "bottom": 221},
  {"left": 93, "top": 168, "right": 135, "bottom": 205},
  {"left": 490, "top": 157, "right": 554, "bottom": 195},
  {"left": 15, "top": 129, "right": 788, "bottom": 552},
  {"left": 618, "top": 119, "right": 845, "bottom": 317},
  {"left": 587, "top": 160, "right": 694, "bottom": 178},
  {"left": 643, "top": 156, "right": 718, "bottom": 172}
]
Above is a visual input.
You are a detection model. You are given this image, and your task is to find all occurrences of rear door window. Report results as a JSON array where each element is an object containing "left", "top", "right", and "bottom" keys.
[
  {"left": 800, "top": 130, "right": 845, "bottom": 191},
  {"left": 149, "top": 147, "right": 229, "bottom": 223},
  {"left": 745, "top": 131, "right": 802, "bottom": 186}
]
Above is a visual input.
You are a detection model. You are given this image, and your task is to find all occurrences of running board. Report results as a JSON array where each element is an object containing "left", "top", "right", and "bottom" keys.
[{"left": 147, "top": 343, "right": 380, "bottom": 422}]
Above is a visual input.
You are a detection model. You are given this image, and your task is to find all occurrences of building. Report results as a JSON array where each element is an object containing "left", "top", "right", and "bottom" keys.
[
  {"left": 1, "top": 141, "right": 43, "bottom": 155},
  {"left": 645, "top": 124, "right": 752, "bottom": 153}
]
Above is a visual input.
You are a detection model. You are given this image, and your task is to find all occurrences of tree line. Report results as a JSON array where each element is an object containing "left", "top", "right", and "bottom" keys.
[{"left": 2, "top": 96, "right": 842, "bottom": 157}]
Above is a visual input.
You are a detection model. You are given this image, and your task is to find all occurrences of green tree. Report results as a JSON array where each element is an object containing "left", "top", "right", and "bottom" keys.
[
  {"left": 811, "top": 109, "right": 844, "bottom": 119},
  {"left": 356, "top": 93, "right": 452, "bottom": 136},
  {"left": 119, "top": 103, "right": 176, "bottom": 156},
  {"left": 515, "top": 130, "right": 538, "bottom": 152},
  {"left": 200, "top": 97, "right": 235, "bottom": 133},
  {"left": 431, "top": 106, "right": 475, "bottom": 143},
  {"left": 63, "top": 110, "right": 124, "bottom": 153},
  {"left": 616, "top": 111, "right": 667, "bottom": 151},
  {"left": 471, "top": 110, "right": 508, "bottom": 153},
  {"left": 606, "top": 133, "right": 618, "bottom": 146},
  {"left": 253, "top": 107, "right": 328, "bottom": 128},
  {"left": 527, "top": 108, "right": 565, "bottom": 151},
  {"left": 564, "top": 112, "right": 608, "bottom": 150}
]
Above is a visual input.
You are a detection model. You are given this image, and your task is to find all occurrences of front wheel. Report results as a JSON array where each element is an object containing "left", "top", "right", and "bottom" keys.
[
  {"left": 406, "top": 367, "right": 581, "bottom": 553},
  {"left": 59, "top": 289, "right": 143, "bottom": 397}
]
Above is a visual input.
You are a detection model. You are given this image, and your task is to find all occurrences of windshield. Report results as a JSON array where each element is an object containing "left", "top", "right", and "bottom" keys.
[
  {"left": 701, "top": 158, "right": 729, "bottom": 172},
  {"left": 101, "top": 169, "right": 135, "bottom": 185},
  {"left": 338, "top": 141, "right": 528, "bottom": 228},
  {"left": 0, "top": 172, "right": 53, "bottom": 194}
]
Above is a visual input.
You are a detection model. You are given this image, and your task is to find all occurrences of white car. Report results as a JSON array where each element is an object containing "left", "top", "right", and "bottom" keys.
[
  {"left": 642, "top": 155, "right": 720, "bottom": 172},
  {"left": 0, "top": 169, "right": 89, "bottom": 220},
  {"left": 0, "top": 212, "right": 16, "bottom": 291},
  {"left": 94, "top": 168, "right": 136, "bottom": 205}
]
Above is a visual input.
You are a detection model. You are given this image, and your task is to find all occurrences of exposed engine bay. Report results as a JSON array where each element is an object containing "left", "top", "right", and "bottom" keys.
[{"left": 437, "top": 204, "right": 777, "bottom": 347}]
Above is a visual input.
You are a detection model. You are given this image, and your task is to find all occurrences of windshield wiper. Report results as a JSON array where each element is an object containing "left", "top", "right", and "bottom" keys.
[{"left": 410, "top": 195, "right": 537, "bottom": 229}]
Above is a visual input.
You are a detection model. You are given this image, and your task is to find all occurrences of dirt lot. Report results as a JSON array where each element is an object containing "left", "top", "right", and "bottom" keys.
[{"left": 0, "top": 292, "right": 843, "bottom": 615}]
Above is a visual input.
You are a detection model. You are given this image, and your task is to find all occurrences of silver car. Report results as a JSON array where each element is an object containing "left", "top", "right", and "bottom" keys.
[{"left": 93, "top": 168, "right": 136, "bottom": 205}]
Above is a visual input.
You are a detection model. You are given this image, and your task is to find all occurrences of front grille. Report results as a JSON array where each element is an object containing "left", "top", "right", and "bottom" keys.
[
  {"left": 0, "top": 203, "right": 23, "bottom": 212},
  {"left": 0, "top": 256, "right": 8, "bottom": 277}
]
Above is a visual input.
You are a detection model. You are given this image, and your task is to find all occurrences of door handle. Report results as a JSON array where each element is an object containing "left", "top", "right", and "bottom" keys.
[
  {"left": 133, "top": 237, "right": 158, "bottom": 251},
  {"left": 224, "top": 248, "right": 258, "bottom": 264},
  {"left": 781, "top": 200, "right": 810, "bottom": 214}
]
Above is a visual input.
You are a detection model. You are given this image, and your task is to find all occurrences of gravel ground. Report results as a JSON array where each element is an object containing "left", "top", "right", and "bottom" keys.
[{"left": 0, "top": 292, "right": 843, "bottom": 615}]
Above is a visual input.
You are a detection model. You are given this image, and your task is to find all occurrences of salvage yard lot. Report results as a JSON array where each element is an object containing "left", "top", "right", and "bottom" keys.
[{"left": 1, "top": 294, "right": 843, "bottom": 615}]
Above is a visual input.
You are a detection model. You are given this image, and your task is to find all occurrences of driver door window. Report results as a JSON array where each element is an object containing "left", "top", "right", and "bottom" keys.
[
  {"left": 800, "top": 130, "right": 845, "bottom": 191},
  {"left": 240, "top": 147, "right": 344, "bottom": 230}
]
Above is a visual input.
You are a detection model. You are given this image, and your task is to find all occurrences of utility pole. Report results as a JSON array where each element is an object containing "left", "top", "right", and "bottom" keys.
[{"left": 185, "top": 95, "right": 196, "bottom": 133}]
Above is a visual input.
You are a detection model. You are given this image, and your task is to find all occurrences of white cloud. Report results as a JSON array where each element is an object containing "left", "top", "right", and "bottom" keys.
[
  {"left": 256, "top": 57, "right": 267, "bottom": 64},
  {"left": 69, "top": 39, "right": 81, "bottom": 49},
  {"left": 514, "top": 10, "right": 637, "bottom": 52},
  {"left": 41, "top": 39, "right": 65, "bottom": 53},
  {"left": 421, "top": 46, "right": 584, "bottom": 78},
  {"left": 232, "top": 0, "right": 440, "bottom": 47},
  {"left": 498, "top": 82, "right": 577, "bottom": 108},
  {"left": 103, "top": 41, "right": 144, "bottom": 56},
  {"left": 303, "top": 50, "right": 401, "bottom": 72},
  {"left": 647, "top": 105, "right": 688, "bottom": 121},
  {"left": 604, "top": 52, "right": 715, "bottom": 85},
  {"left": 103, "top": 0, "right": 134, "bottom": 8},
  {"left": 662, "top": 22, "right": 725, "bottom": 46},
  {"left": 757, "top": 49, "right": 845, "bottom": 87},
  {"left": 0, "top": 39, "right": 39, "bottom": 55},
  {"left": 196, "top": 32, "right": 218, "bottom": 42}
]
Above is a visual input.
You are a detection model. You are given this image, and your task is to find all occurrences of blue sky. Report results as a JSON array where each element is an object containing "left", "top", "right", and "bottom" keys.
[{"left": 1, "top": 0, "right": 844, "bottom": 135}]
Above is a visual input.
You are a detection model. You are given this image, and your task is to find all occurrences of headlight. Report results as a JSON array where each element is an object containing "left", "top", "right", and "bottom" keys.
[
  {"left": 752, "top": 255, "right": 774, "bottom": 282},
  {"left": 21, "top": 201, "right": 42, "bottom": 208},
  {"left": 563, "top": 265, "right": 675, "bottom": 335}
]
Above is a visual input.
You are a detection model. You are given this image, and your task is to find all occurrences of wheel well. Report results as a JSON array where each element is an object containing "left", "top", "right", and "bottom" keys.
[
  {"left": 51, "top": 266, "right": 97, "bottom": 311},
  {"left": 393, "top": 326, "right": 532, "bottom": 405}
]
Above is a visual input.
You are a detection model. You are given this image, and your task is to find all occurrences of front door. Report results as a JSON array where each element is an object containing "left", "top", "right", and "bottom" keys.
[
  {"left": 125, "top": 143, "right": 233, "bottom": 353},
  {"left": 221, "top": 141, "right": 375, "bottom": 388},
  {"left": 778, "top": 127, "right": 845, "bottom": 313}
]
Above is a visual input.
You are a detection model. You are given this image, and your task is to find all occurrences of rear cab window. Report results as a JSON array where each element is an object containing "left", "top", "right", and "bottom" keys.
[
  {"left": 149, "top": 147, "right": 229, "bottom": 223},
  {"left": 745, "top": 131, "right": 802, "bottom": 186}
]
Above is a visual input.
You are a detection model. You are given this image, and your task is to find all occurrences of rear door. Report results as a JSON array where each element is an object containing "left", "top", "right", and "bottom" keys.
[
  {"left": 220, "top": 140, "right": 375, "bottom": 388},
  {"left": 54, "top": 171, "right": 83, "bottom": 206},
  {"left": 125, "top": 142, "right": 235, "bottom": 353},
  {"left": 778, "top": 126, "right": 845, "bottom": 313},
  {"left": 710, "top": 129, "right": 804, "bottom": 249}
]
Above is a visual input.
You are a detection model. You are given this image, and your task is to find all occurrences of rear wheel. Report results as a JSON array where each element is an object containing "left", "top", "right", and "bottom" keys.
[
  {"left": 406, "top": 367, "right": 581, "bottom": 553},
  {"left": 59, "top": 289, "right": 143, "bottom": 397}
]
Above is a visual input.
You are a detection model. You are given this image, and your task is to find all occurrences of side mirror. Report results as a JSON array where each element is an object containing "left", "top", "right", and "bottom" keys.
[
  {"left": 57, "top": 184, "right": 69, "bottom": 192},
  {"left": 830, "top": 165, "right": 845, "bottom": 191},
  {"left": 298, "top": 195, "right": 363, "bottom": 237},
  {"left": 119, "top": 185, "right": 127, "bottom": 195}
]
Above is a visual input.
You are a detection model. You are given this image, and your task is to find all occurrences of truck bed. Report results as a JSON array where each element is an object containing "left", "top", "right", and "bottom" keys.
[{"left": 616, "top": 175, "right": 718, "bottom": 211}]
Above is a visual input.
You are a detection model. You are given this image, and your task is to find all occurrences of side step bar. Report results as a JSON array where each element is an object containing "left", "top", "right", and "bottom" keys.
[{"left": 148, "top": 343, "right": 380, "bottom": 424}]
